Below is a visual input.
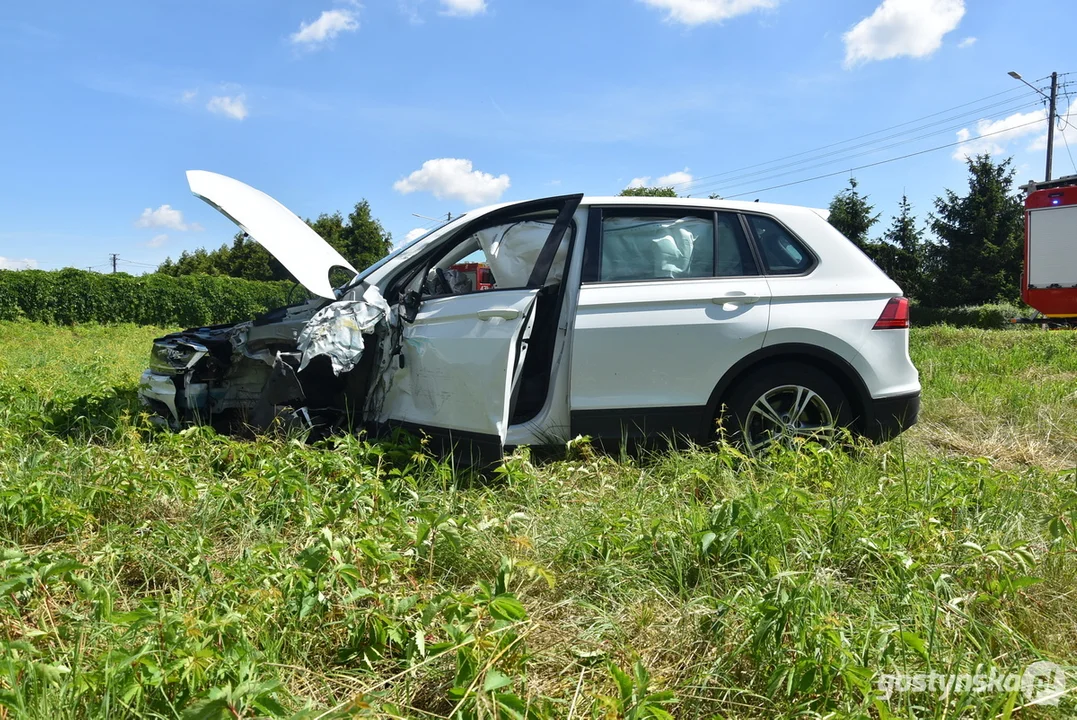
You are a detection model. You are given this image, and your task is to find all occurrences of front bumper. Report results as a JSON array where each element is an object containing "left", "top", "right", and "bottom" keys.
[
  {"left": 863, "top": 391, "right": 921, "bottom": 442},
  {"left": 139, "top": 370, "right": 179, "bottom": 425}
]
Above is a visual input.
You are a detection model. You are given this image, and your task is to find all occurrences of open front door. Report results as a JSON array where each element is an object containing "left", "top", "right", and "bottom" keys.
[
  {"left": 385, "top": 289, "right": 538, "bottom": 442},
  {"left": 380, "top": 194, "right": 582, "bottom": 454}
]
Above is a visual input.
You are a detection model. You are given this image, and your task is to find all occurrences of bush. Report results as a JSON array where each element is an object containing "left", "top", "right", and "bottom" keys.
[
  {"left": 0, "top": 269, "right": 294, "bottom": 326},
  {"left": 910, "top": 301, "right": 1031, "bottom": 329}
]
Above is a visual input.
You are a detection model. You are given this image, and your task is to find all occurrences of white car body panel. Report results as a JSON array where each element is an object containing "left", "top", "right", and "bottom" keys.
[
  {"left": 378, "top": 288, "right": 539, "bottom": 442},
  {"left": 570, "top": 276, "right": 771, "bottom": 410},
  {"left": 186, "top": 170, "right": 357, "bottom": 299}
]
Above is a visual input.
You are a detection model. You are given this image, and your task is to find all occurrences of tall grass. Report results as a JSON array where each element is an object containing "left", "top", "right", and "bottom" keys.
[{"left": 0, "top": 322, "right": 1074, "bottom": 718}]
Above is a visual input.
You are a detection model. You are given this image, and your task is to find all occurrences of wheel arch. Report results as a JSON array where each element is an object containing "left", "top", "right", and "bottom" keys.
[{"left": 703, "top": 343, "right": 873, "bottom": 438}]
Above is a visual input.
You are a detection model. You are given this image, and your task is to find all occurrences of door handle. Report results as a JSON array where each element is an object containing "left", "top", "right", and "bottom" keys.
[
  {"left": 713, "top": 293, "right": 760, "bottom": 305},
  {"left": 477, "top": 308, "right": 520, "bottom": 321}
]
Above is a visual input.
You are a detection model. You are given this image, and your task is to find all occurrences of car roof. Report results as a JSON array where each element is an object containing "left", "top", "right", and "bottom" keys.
[{"left": 463, "top": 195, "right": 829, "bottom": 221}]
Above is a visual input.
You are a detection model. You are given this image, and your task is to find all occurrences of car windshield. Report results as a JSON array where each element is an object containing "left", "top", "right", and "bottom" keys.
[{"left": 336, "top": 222, "right": 450, "bottom": 294}]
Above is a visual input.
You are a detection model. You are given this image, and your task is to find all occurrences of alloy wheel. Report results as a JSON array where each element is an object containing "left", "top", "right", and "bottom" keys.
[{"left": 744, "top": 384, "right": 836, "bottom": 451}]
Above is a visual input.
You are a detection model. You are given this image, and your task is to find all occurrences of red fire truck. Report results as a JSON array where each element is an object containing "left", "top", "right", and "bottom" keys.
[
  {"left": 448, "top": 262, "right": 495, "bottom": 291},
  {"left": 1020, "top": 174, "right": 1077, "bottom": 327}
]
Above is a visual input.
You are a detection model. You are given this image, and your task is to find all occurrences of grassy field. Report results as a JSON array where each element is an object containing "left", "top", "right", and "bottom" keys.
[{"left": 0, "top": 321, "right": 1075, "bottom": 719}]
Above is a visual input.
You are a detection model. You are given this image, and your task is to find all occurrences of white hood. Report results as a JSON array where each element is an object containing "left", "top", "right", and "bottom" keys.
[{"left": 186, "top": 170, "right": 357, "bottom": 299}]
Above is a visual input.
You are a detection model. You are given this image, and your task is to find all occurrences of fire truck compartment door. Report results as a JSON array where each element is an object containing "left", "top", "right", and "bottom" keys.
[
  {"left": 1028, "top": 205, "right": 1077, "bottom": 288},
  {"left": 380, "top": 289, "right": 539, "bottom": 445}
]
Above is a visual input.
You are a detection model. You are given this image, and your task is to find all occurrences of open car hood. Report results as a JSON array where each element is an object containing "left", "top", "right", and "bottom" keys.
[{"left": 186, "top": 170, "right": 357, "bottom": 299}]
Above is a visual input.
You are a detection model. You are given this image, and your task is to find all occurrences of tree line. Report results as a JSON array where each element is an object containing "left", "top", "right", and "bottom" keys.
[
  {"left": 162, "top": 154, "right": 1026, "bottom": 309},
  {"left": 157, "top": 200, "right": 393, "bottom": 286},
  {"left": 621, "top": 153, "right": 1027, "bottom": 308}
]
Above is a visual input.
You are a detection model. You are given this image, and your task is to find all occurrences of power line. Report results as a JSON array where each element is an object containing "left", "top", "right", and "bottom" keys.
[
  {"left": 671, "top": 84, "right": 1044, "bottom": 193},
  {"left": 721, "top": 117, "right": 1047, "bottom": 200},
  {"left": 687, "top": 98, "right": 1046, "bottom": 197}
]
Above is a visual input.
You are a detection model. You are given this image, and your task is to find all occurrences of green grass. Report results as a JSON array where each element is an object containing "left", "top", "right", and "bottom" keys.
[{"left": 0, "top": 320, "right": 1075, "bottom": 719}]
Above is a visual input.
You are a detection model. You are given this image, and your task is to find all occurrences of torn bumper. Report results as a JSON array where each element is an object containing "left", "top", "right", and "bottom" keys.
[{"left": 139, "top": 370, "right": 179, "bottom": 426}]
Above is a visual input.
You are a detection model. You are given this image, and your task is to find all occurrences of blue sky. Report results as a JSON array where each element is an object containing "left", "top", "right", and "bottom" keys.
[{"left": 1, "top": 0, "right": 1074, "bottom": 273}]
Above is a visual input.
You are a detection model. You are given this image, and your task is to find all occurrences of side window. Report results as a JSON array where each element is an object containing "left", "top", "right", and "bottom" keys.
[
  {"left": 744, "top": 215, "right": 813, "bottom": 275},
  {"left": 422, "top": 218, "right": 570, "bottom": 297},
  {"left": 716, "top": 212, "right": 758, "bottom": 277},
  {"left": 599, "top": 215, "right": 714, "bottom": 282}
]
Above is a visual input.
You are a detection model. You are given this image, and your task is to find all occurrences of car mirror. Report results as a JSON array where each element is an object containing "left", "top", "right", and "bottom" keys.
[{"left": 401, "top": 290, "right": 421, "bottom": 323}]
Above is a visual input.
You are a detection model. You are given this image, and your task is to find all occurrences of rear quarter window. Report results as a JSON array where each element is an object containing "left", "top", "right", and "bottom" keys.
[{"left": 744, "top": 215, "right": 814, "bottom": 275}]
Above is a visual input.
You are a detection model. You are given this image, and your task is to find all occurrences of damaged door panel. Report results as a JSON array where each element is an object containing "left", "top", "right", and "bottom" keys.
[
  {"left": 377, "top": 288, "right": 540, "bottom": 442},
  {"left": 371, "top": 193, "right": 582, "bottom": 454}
]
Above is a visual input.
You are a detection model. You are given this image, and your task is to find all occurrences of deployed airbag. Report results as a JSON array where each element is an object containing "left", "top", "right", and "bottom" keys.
[
  {"left": 473, "top": 220, "right": 568, "bottom": 288},
  {"left": 296, "top": 286, "right": 390, "bottom": 375}
]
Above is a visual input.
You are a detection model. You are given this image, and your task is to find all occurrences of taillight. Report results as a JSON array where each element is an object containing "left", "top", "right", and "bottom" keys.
[{"left": 873, "top": 297, "right": 909, "bottom": 329}]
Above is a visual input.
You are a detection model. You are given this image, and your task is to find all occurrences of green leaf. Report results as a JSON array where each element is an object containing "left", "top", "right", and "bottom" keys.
[
  {"left": 488, "top": 593, "right": 527, "bottom": 622},
  {"left": 483, "top": 668, "right": 514, "bottom": 692},
  {"left": 33, "top": 662, "right": 70, "bottom": 685},
  {"left": 898, "top": 631, "right": 929, "bottom": 662},
  {"left": 700, "top": 532, "right": 717, "bottom": 554},
  {"left": 610, "top": 663, "right": 634, "bottom": 705},
  {"left": 181, "top": 698, "right": 234, "bottom": 720}
]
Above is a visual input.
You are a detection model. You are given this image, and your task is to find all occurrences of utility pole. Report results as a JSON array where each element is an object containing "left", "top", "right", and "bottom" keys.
[
  {"left": 1045, "top": 71, "right": 1058, "bottom": 182},
  {"left": 1008, "top": 70, "right": 1059, "bottom": 181},
  {"left": 109, "top": 253, "right": 118, "bottom": 273}
]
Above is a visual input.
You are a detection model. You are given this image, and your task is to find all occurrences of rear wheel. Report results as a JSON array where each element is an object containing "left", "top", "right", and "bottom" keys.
[{"left": 723, "top": 362, "right": 853, "bottom": 451}]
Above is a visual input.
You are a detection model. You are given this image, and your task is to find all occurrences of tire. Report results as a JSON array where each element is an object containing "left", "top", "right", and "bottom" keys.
[{"left": 721, "top": 362, "right": 853, "bottom": 451}]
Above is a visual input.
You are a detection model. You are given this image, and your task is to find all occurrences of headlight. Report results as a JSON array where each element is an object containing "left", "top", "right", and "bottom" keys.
[{"left": 149, "top": 341, "right": 209, "bottom": 375}]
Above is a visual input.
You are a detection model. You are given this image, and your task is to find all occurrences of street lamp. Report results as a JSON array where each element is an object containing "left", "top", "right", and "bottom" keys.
[{"left": 1009, "top": 70, "right": 1058, "bottom": 181}]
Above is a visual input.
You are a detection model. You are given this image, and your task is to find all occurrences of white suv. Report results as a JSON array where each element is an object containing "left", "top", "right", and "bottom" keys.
[{"left": 139, "top": 172, "right": 920, "bottom": 455}]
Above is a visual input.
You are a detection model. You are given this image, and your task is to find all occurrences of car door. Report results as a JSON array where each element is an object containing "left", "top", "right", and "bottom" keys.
[
  {"left": 569, "top": 208, "right": 772, "bottom": 441},
  {"left": 380, "top": 195, "right": 582, "bottom": 451}
]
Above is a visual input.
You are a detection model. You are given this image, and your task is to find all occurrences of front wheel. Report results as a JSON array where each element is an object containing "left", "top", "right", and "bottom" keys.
[{"left": 723, "top": 362, "right": 853, "bottom": 451}]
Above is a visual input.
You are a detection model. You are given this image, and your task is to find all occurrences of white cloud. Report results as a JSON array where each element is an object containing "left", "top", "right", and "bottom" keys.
[
  {"left": 0, "top": 256, "right": 38, "bottom": 270},
  {"left": 145, "top": 234, "right": 169, "bottom": 248},
  {"left": 181, "top": 89, "right": 198, "bottom": 103},
  {"left": 393, "top": 158, "right": 511, "bottom": 205},
  {"left": 627, "top": 169, "right": 693, "bottom": 188},
  {"left": 843, "top": 0, "right": 965, "bottom": 68},
  {"left": 405, "top": 227, "right": 428, "bottom": 242},
  {"left": 957, "top": 36, "right": 976, "bottom": 48},
  {"left": 206, "top": 94, "right": 248, "bottom": 120},
  {"left": 639, "top": 0, "right": 777, "bottom": 26},
  {"left": 440, "top": 0, "right": 486, "bottom": 17},
  {"left": 1027, "top": 103, "right": 1076, "bottom": 152},
  {"left": 135, "top": 205, "right": 202, "bottom": 232},
  {"left": 952, "top": 109, "right": 1047, "bottom": 161},
  {"left": 290, "top": 8, "right": 359, "bottom": 47},
  {"left": 657, "top": 168, "right": 693, "bottom": 185}
]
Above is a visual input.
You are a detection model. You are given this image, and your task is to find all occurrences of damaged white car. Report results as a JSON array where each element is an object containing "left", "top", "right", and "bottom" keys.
[{"left": 140, "top": 170, "right": 921, "bottom": 457}]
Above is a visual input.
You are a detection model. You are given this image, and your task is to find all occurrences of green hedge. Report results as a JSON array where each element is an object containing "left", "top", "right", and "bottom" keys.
[
  {"left": 910, "top": 301, "right": 1032, "bottom": 329},
  {"left": 0, "top": 269, "right": 295, "bottom": 326},
  {"left": 0, "top": 269, "right": 1038, "bottom": 330}
]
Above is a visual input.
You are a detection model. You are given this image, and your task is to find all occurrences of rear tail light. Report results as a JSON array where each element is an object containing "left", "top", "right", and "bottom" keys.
[{"left": 873, "top": 297, "right": 909, "bottom": 329}]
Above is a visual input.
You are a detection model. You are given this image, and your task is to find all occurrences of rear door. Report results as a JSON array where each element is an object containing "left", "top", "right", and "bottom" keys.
[
  {"left": 570, "top": 208, "right": 772, "bottom": 440},
  {"left": 380, "top": 195, "right": 582, "bottom": 450}
]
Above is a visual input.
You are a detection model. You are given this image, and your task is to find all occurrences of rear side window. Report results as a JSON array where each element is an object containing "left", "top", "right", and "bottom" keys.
[
  {"left": 716, "top": 212, "right": 758, "bottom": 277},
  {"left": 600, "top": 215, "right": 714, "bottom": 282},
  {"left": 744, "top": 215, "right": 813, "bottom": 275}
]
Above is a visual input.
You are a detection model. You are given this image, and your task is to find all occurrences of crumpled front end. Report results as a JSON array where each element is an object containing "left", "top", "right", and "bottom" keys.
[{"left": 138, "top": 286, "right": 393, "bottom": 435}]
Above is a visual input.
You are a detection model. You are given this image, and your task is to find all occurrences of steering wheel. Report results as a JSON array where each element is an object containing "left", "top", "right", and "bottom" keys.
[{"left": 434, "top": 267, "right": 452, "bottom": 296}]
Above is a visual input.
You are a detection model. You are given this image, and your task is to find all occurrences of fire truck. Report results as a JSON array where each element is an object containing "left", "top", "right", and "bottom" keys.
[
  {"left": 448, "top": 262, "right": 495, "bottom": 291},
  {"left": 1020, "top": 174, "right": 1077, "bottom": 328}
]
